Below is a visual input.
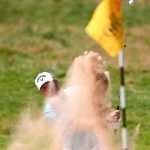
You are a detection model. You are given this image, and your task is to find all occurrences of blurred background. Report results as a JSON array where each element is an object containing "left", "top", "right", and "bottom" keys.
[{"left": 0, "top": 0, "right": 149, "bottom": 149}]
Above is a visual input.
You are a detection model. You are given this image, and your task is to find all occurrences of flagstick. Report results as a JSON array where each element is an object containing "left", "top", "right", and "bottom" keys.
[{"left": 118, "top": 50, "right": 128, "bottom": 150}]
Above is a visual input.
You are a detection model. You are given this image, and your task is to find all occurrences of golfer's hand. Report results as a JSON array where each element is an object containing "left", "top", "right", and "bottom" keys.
[{"left": 110, "top": 110, "right": 120, "bottom": 122}]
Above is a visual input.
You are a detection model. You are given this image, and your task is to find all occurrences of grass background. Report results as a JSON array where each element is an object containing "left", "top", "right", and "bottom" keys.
[{"left": 0, "top": 0, "right": 150, "bottom": 149}]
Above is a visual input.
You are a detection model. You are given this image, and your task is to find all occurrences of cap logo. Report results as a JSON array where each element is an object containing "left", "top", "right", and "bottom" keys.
[{"left": 37, "top": 75, "right": 46, "bottom": 82}]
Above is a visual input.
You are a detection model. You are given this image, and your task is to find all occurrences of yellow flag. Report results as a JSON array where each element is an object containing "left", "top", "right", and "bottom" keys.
[{"left": 85, "top": 0, "right": 124, "bottom": 57}]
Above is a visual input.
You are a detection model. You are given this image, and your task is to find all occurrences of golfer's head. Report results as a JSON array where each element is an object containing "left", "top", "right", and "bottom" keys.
[{"left": 35, "top": 72, "right": 59, "bottom": 96}]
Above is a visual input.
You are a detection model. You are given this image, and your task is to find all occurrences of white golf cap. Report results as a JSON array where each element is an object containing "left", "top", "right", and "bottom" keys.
[{"left": 35, "top": 72, "right": 54, "bottom": 90}]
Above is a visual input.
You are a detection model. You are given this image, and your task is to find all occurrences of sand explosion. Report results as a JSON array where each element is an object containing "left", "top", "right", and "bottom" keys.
[{"left": 8, "top": 51, "right": 118, "bottom": 150}]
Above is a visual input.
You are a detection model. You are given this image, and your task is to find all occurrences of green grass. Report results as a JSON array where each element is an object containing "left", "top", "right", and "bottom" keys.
[
  {"left": 0, "top": 135, "right": 10, "bottom": 149},
  {"left": 0, "top": 0, "right": 150, "bottom": 149}
]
